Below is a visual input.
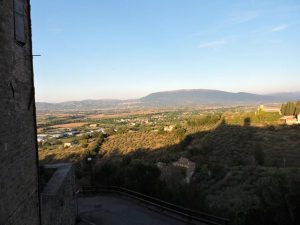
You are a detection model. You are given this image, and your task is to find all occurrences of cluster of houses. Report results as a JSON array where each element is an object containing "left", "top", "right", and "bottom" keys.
[
  {"left": 37, "top": 126, "right": 106, "bottom": 144},
  {"left": 37, "top": 130, "right": 80, "bottom": 143},
  {"left": 115, "top": 114, "right": 171, "bottom": 126},
  {"left": 259, "top": 104, "right": 300, "bottom": 125},
  {"left": 115, "top": 118, "right": 151, "bottom": 125},
  {"left": 280, "top": 115, "right": 300, "bottom": 125}
]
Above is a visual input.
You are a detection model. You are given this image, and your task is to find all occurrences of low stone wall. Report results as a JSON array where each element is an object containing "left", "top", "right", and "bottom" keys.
[{"left": 40, "top": 163, "right": 77, "bottom": 225}]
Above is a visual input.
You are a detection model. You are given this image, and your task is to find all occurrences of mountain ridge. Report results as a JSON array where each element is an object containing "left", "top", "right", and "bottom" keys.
[{"left": 36, "top": 89, "right": 300, "bottom": 111}]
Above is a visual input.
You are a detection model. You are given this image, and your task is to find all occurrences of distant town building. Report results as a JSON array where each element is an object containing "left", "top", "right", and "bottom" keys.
[
  {"left": 90, "top": 124, "right": 98, "bottom": 128},
  {"left": 37, "top": 134, "right": 48, "bottom": 143},
  {"left": 96, "top": 128, "right": 106, "bottom": 134},
  {"left": 164, "top": 125, "right": 175, "bottom": 132},
  {"left": 280, "top": 116, "right": 298, "bottom": 125},
  {"left": 38, "top": 137, "right": 45, "bottom": 143},
  {"left": 64, "top": 143, "right": 72, "bottom": 148},
  {"left": 51, "top": 133, "right": 64, "bottom": 138},
  {"left": 259, "top": 105, "right": 281, "bottom": 114},
  {"left": 64, "top": 131, "right": 80, "bottom": 137}
]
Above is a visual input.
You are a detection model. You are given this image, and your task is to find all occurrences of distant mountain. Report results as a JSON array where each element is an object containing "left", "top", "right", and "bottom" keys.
[
  {"left": 140, "top": 89, "right": 279, "bottom": 107},
  {"left": 36, "top": 89, "right": 299, "bottom": 111},
  {"left": 269, "top": 92, "right": 300, "bottom": 101},
  {"left": 36, "top": 99, "right": 123, "bottom": 111}
]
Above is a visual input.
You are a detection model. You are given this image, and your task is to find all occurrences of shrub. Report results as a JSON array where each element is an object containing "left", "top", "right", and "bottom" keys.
[{"left": 254, "top": 145, "right": 264, "bottom": 166}]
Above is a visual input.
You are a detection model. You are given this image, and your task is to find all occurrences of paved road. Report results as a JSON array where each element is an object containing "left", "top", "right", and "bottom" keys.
[{"left": 78, "top": 194, "right": 197, "bottom": 225}]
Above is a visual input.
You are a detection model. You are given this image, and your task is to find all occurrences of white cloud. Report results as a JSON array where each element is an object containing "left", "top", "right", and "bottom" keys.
[
  {"left": 270, "top": 24, "right": 289, "bottom": 32},
  {"left": 198, "top": 40, "right": 227, "bottom": 50},
  {"left": 229, "top": 11, "right": 259, "bottom": 24}
]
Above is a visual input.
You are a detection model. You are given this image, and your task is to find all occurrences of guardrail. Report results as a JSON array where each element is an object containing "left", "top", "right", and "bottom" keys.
[{"left": 80, "top": 185, "right": 229, "bottom": 225}]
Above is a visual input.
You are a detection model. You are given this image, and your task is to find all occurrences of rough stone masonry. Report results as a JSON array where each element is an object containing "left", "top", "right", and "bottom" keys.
[{"left": 0, "top": 0, "right": 40, "bottom": 224}]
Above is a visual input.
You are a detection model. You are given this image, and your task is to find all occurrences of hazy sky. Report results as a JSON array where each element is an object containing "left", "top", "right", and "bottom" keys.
[{"left": 31, "top": 0, "right": 300, "bottom": 102}]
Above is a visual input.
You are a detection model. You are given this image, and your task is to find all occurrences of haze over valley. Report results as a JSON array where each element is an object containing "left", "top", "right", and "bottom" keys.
[{"left": 36, "top": 89, "right": 300, "bottom": 111}]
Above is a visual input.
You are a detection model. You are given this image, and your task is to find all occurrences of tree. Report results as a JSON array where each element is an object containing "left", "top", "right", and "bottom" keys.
[
  {"left": 124, "top": 161, "right": 161, "bottom": 195},
  {"left": 285, "top": 102, "right": 296, "bottom": 116},
  {"left": 280, "top": 103, "right": 287, "bottom": 115},
  {"left": 255, "top": 172, "right": 297, "bottom": 225},
  {"left": 295, "top": 101, "right": 300, "bottom": 115},
  {"left": 93, "top": 162, "right": 122, "bottom": 185}
]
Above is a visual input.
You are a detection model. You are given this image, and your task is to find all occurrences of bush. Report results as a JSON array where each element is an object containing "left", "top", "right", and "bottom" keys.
[
  {"left": 173, "top": 126, "right": 186, "bottom": 140},
  {"left": 187, "top": 114, "right": 221, "bottom": 127},
  {"left": 254, "top": 145, "right": 264, "bottom": 166},
  {"left": 124, "top": 161, "right": 162, "bottom": 195},
  {"left": 93, "top": 162, "right": 123, "bottom": 185}
]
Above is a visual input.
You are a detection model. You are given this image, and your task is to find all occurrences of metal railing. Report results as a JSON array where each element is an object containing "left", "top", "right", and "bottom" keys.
[{"left": 80, "top": 185, "right": 229, "bottom": 225}]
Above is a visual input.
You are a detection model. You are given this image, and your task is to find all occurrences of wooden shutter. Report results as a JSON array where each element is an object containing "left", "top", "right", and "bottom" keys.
[{"left": 14, "top": 0, "right": 26, "bottom": 45}]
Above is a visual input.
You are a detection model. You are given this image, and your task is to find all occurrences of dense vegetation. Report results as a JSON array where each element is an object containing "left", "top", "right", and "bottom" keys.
[
  {"left": 281, "top": 101, "right": 300, "bottom": 116},
  {"left": 38, "top": 109, "right": 300, "bottom": 225}
]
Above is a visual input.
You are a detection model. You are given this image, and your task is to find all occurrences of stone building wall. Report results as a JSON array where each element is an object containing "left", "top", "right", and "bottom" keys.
[
  {"left": 0, "top": 0, "right": 40, "bottom": 225},
  {"left": 40, "top": 164, "right": 77, "bottom": 225}
]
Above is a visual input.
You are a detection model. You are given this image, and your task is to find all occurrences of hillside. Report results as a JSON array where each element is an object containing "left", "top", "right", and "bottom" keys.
[
  {"left": 36, "top": 89, "right": 296, "bottom": 111},
  {"left": 140, "top": 89, "right": 279, "bottom": 106},
  {"left": 270, "top": 91, "right": 300, "bottom": 100},
  {"left": 38, "top": 110, "right": 300, "bottom": 225},
  {"left": 36, "top": 99, "right": 124, "bottom": 111}
]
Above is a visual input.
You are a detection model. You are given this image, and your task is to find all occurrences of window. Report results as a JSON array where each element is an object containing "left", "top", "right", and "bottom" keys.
[{"left": 14, "top": 0, "right": 25, "bottom": 45}]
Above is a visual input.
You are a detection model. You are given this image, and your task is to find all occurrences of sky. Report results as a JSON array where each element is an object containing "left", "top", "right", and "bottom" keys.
[{"left": 31, "top": 0, "right": 300, "bottom": 102}]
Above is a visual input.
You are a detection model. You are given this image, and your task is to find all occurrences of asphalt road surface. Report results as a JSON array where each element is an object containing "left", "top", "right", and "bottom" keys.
[{"left": 78, "top": 194, "right": 197, "bottom": 225}]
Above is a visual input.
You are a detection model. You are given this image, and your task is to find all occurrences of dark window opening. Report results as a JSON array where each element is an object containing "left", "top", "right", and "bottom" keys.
[{"left": 14, "top": 0, "right": 26, "bottom": 45}]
